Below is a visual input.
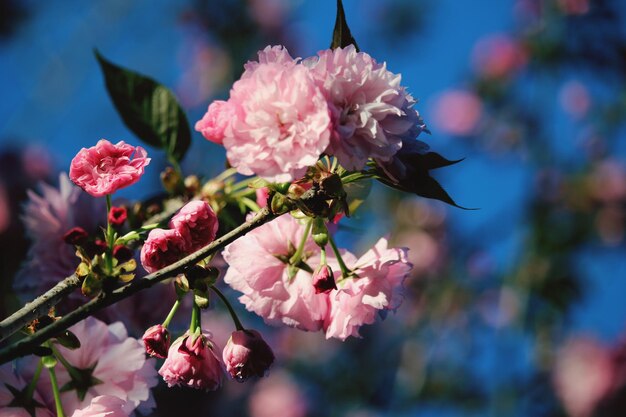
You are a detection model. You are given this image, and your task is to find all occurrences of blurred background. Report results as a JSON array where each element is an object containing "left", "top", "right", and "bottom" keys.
[{"left": 1, "top": 0, "right": 626, "bottom": 416}]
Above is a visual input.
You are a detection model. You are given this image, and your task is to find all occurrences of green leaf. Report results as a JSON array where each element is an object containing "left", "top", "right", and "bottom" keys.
[
  {"left": 55, "top": 330, "right": 81, "bottom": 350},
  {"left": 95, "top": 50, "right": 191, "bottom": 162},
  {"left": 330, "top": 0, "right": 359, "bottom": 51}
]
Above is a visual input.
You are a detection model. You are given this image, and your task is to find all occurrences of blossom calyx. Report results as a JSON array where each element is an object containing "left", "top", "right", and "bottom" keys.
[{"left": 222, "top": 329, "right": 275, "bottom": 382}]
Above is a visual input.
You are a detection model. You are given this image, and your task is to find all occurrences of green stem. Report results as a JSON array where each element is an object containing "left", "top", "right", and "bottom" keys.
[
  {"left": 320, "top": 246, "right": 327, "bottom": 265},
  {"left": 214, "top": 167, "right": 238, "bottom": 182},
  {"left": 47, "top": 365, "right": 66, "bottom": 417},
  {"left": 162, "top": 299, "right": 181, "bottom": 328},
  {"left": 210, "top": 285, "right": 244, "bottom": 331},
  {"left": 289, "top": 219, "right": 312, "bottom": 265},
  {"left": 105, "top": 195, "right": 114, "bottom": 275},
  {"left": 328, "top": 234, "right": 352, "bottom": 278},
  {"left": 240, "top": 197, "right": 262, "bottom": 212},
  {"left": 25, "top": 360, "right": 43, "bottom": 400},
  {"left": 189, "top": 301, "right": 201, "bottom": 334},
  {"left": 50, "top": 344, "right": 82, "bottom": 383}
]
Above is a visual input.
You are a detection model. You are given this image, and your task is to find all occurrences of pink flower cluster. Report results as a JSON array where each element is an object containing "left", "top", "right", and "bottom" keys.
[
  {"left": 196, "top": 45, "right": 425, "bottom": 181},
  {"left": 223, "top": 214, "right": 412, "bottom": 340},
  {"left": 69, "top": 139, "right": 150, "bottom": 197},
  {"left": 140, "top": 200, "right": 218, "bottom": 273}
]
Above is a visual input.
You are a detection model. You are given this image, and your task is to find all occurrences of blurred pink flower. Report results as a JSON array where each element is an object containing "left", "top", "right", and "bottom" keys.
[
  {"left": 22, "top": 144, "right": 53, "bottom": 181},
  {"left": 431, "top": 89, "right": 483, "bottom": 136},
  {"left": 69, "top": 139, "right": 150, "bottom": 197},
  {"left": 557, "top": 0, "right": 590, "bottom": 15},
  {"left": 472, "top": 34, "right": 527, "bottom": 79},
  {"left": 214, "top": 46, "right": 331, "bottom": 182},
  {"left": 324, "top": 238, "right": 412, "bottom": 340},
  {"left": 36, "top": 317, "right": 157, "bottom": 416},
  {"left": 159, "top": 333, "right": 223, "bottom": 391},
  {"left": 248, "top": 0, "right": 291, "bottom": 30},
  {"left": 16, "top": 173, "right": 104, "bottom": 293},
  {"left": 0, "top": 363, "right": 53, "bottom": 417},
  {"left": 553, "top": 337, "right": 615, "bottom": 417},
  {"left": 305, "top": 45, "right": 424, "bottom": 170},
  {"left": 223, "top": 329, "right": 275, "bottom": 382},
  {"left": 223, "top": 214, "right": 329, "bottom": 331},
  {"left": 248, "top": 371, "right": 308, "bottom": 417},
  {"left": 195, "top": 100, "right": 235, "bottom": 145},
  {"left": 140, "top": 228, "right": 189, "bottom": 274},
  {"left": 169, "top": 200, "right": 219, "bottom": 252},
  {"left": 590, "top": 160, "right": 626, "bottom": 203},
  {"left": 0, "top": 182, "right": 10, "bottom": 234},
  {"left": 559, "top": 80, "right": 591, "bottom": 118},
  {"left": 255, "top": 187, "right": 270, "bottom": 208},
  {"left": 71, "top": 396, "right": 128, "bottom": 417}
]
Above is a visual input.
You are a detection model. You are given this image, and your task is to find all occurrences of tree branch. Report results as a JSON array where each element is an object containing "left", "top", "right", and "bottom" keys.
[
  {"left": 0, "top": 275, "right": 82, "bottom": 342},
  {"left": 0, "top": 207, "right": 278, "bottom": 365}
]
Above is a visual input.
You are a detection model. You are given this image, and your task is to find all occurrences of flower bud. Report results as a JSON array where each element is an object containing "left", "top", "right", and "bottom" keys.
[
  {"left": 161, "top": 166, "right": 182, "bottom": 194},
  {"left": 112, "top": 245, "right": 133, "bottom": 264},
  {"left": 142, "top": 324, "right": 170, "bottom": 359},
  {"left": 108, "top": 206, "right": 127, "bottom": 227},
  {"left": 222, "top": 329, "right": 275, "bottom": 382},
  {"left": 159, "top": 333, "right": 223, "bottom": 391},
  {"left": 63, "top": 227, "right": 89, "bottom": 245},
  {"left": 84, "top": 239, "right": 108, "bottom": 259},
  {"left": 313, "top": 265, "right": 337, "bottom": 294}
]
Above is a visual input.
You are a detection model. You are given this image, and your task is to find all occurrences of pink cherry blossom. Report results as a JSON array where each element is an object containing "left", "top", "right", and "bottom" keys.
[
  {"left": 35, "top": 317, "right": 157, "bottom": 416},
  {"left": 159, "top": 333, "right": 223, "bottom": 391},
  {"left": 305, "top": 45, "right": 425, "bottom": 170},
  {"left": 0, "top": 363, "right": 53, "bottom": 417},
  {"left": 223, "top": 329, "right": 275, "bottom": 381},
  {"left": 218, "top": 46, "right": 331, "bottom": 182},
  {"left": 16, "top": 173, "right": 105, "bottom": 296},
  {"left": 71, "top": 396, "right": 128, "bottom": 417},
  {"left": 248, "top": 371, "right": 308, "bottom": 417},
  {"left": 195, "top": 100, "right": 235, "bottom": 145},
  {"left": 69, "top": 139, "right": 150, "bottom": 197},
  {"left": 223, "top": 214, "right": 330, "bottom": 331},
  {"left": 142, "top": 324, "right": 171, "bottom": 359},
  {"left": 169, "top": 200, "right": 219, "bottom": 252},
  {"left": 324, "top": 238, "right": 412, "bottom": 340},
  {"left": 140, "top": 228, "right": 189, "bottom": 274}
]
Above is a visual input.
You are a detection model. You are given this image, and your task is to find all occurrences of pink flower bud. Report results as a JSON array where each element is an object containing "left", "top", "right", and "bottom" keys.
[
  {"left": 140, "top": 228, "right": 188, "bottom": 274},
  {"left": 158, "top": 333, "right": 223, "bottom": 391},
  {"left": 223, "top": 329, "right": 275, "bottom": 382},
  {"left": 108, "top": 206, "right": 127, "bottom": 227},
  {"left": 63, "top": 227, "right": 89, "bottom": 245},
  {"left": 169, "top": 201, "right": 219, "bottom": 252},
  {"left": 69, "top": 139, "right": 150, "bottom": 197},
  {"left": 195, "top": 100, "right": 235, "bottom": 145},
  {"left": 142, "top": 324, "right": 170, "bottom": 359},
  {"left": 113, "top": 245, "right": 133, "bottom": 264},
  {"left": 313, "top": 265, "right": 336, "bottom": 294}
]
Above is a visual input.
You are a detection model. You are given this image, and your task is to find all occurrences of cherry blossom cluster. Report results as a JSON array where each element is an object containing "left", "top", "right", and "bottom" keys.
[{"left": 196, "top": 45, "right": 426, "bottom": 182}]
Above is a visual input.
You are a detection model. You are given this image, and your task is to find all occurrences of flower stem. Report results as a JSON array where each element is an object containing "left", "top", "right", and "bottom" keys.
[
  {"left": 328, "top": 234, "right": 352, "bottom": 279},
  {"left": 47, "top": 364, "right": 66, "bottom": 417},
  {"left": 210, "top": 285, "right": 244, "bottom": 331},
  {"left": 289, "top": 218, "right": 312, "bottom": 265},
  {"left": 320, "top": 246, "right": 327, "bottom": 265},
  {"left": 162, "top": 299, "right": 181, "bottom": 328},
  {"left": 25, "top": 359, "right": 43, "bottom": 400},
  {"left": 190, "top": 300, "right": 201, "bottom": 334},
  {"left": 105, "top": 195, "right": 114, "bottom": 276}
]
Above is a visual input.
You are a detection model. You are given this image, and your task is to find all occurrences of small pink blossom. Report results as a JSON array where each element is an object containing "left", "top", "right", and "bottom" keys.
[
  {"left": 69, "top": 139, "right": 150, "bottom": 197},
  {"left": 223, "top": 214, "right": 330, "bottom": 331},
  {"left": 219, "top": 46, "right": 331, "bottom": 182},
  {"left": 305, "top": 45, "right": 424, "bottom": 170},
  {"left": 255, "top": 187, "right": 270, "bottom": 208},
  {"left": 431, "top": 89, "right": 483, "bottom": 136},
  {"left": 35, "top": 317, "right": 157, "bottom": 416},
  {"left": 169, "top": 200, "right": 219, "bottom": 252},
  {"left": 324, "top": 238, "right": 412, "bottom": 340},
  {"left": 223, "top": 329, "right": 275, "bottom": 382},
  {"left": 159, "top": 333, "right": 223, "bottom": 391},
  {"left": 142, "top": 324, "right": 170, "bottom": 359},
  {"left": 195, "top": 100, "right": 235, "bottom": 145},
  {"left": 140, "top": 228, "right": 188, "bottom": 274},
  {"left": 472, "top": 34, "right": 527, "bottom": 79},
  {"left": 107, "top": 206, "right": 127, "bottom": 227},
  {"left": 312, "top": 265, "right": 336, "bottom": 294},
  {"left": 71, "top": 396, "right": 128, "bottom": 417},
  {"left": 0, "top": 363, "right": 53, "bottom": 417}
]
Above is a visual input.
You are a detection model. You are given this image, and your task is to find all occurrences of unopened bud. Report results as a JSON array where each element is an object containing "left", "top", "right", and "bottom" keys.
[
  {"left": 143, "top": 324, "right": 171, "bottom": 359},
  {"left": 161, "top": 167, "right": 182, "bottom": 194},
  {"left": 113, "top": 245, "right": 133, "bottom": 263},
  {"left": 313, "top": 265, "right": 337, "bottom": 294},
  {"left": 270, "top": 193, "right": 291, "bottom": 215},
  {"left": 222, "top": 329, "right": 275, "bottom": 382},
  {"left": 108, "top": 206, "right": 127, "bottom": 227},
  {"left": 63, "top": 227, "right": 89, "bottom": 245},
  {"left": 184, "top": 175, "right": 201, "bottom": 194}
]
